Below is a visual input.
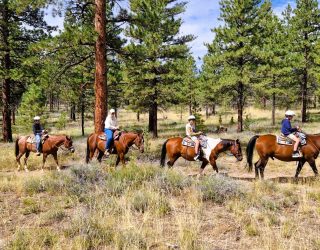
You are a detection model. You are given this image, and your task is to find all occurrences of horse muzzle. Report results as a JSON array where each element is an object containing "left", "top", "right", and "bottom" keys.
[
  {"left": 237, "top": 155, "right": 243, "bottom": 161},
  {"left": 69, "top": 147, "right": 75, "bottom": 153}
]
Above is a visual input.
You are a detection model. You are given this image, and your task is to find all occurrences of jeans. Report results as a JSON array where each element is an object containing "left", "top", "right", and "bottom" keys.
[
  {"left": 104, "top": 128, "right": 113, "bottom": 150},
  {"left": 35, "top": 133, "right": 41, "bottom": 152}
]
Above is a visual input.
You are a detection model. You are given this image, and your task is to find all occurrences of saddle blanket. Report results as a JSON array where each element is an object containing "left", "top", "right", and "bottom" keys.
[
  {"left": 98, "top": 131, "right": 121, "bottom": 141},
  {"left": 182, "top": 136, "right": 221, "bottom": 161},
  {"left": 203, "top": 138, "right": 222, "bottom": 161},
  {"left": 26, "top": 137, "right": 35, "bottom": 144},
  {"left": 182, "top": 135, "right": 208, "bottom": 148},
  {"left": 277, "top": 132, "right": 306, "bottom": 146}
]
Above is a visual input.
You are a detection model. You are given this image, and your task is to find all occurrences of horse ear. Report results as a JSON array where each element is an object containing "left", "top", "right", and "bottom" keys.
[{"left": 66, "top": 135, "right": 70, "bottom": 140}]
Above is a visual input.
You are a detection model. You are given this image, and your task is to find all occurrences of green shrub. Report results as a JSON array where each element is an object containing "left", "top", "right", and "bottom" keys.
[
  {"left": 56, "top": 112, "right": 67, "bottom": 130},
  {"left": 199, "top": 175, "right": 246, "bottom": 204},
  {"left": 153, "top": 170, "right": 192, "bottom": 195},
  {"left": 21, "top": 197, "right": 41, "bottom": 215}
]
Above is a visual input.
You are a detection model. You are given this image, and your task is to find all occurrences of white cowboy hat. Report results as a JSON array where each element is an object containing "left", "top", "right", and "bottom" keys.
[
  {"left": 285, "top": 110, "right": 295, "bottom": 116},
  {"left": 34, "top": 116, "right": 40, "bottom": 120},
  {"left": 109, "top": 108, "right": 116, "bottom": 114},
  {"left": 188, "top": 115, "right": 196, "bottom": 121}
]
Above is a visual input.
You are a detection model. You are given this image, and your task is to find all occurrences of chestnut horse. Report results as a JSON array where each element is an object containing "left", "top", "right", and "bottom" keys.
[
  {"left": 160, "top": 137, "right": 243, "bottom": 175},
  {"left": 86, "top": 131, "right": 144, "bottom": 166},
  {"left": 246, "top": 134, "right": 320, "bottom": 179},
  {"left": 15, "top": 135, "right": 75, "bottom": 172}
]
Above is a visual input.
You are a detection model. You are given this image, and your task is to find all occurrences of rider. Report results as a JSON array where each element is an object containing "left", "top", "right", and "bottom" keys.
[
  {"left": 104, "top": 108, "right": 119, "bottom": 156},
  {"left": 33, "top": 116, "right": 43, "bottom": 156},
  {"left": 281, "top": 110, "right": 301, "bottom": 158},
  {"left": 186, "top": 115, "right": 203, "bottom": 161}
]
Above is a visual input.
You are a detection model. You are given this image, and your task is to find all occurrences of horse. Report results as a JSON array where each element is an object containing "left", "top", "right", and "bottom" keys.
[
  {"left": 246, "top": 134, "right": 320, "bottom": 179},
  {"left": 86, "top": 131, "right": 144, "bottom": 166},
  {"left": 160, "top": 137, "right": 243, "bottom": 175},
  {"left": 15, "top": 135, "right": 75, "bottom": 172}
]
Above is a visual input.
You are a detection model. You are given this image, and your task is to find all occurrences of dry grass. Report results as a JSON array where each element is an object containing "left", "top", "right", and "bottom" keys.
[{"left": 1, "top": 107, "right": 320, "bottom": 249}]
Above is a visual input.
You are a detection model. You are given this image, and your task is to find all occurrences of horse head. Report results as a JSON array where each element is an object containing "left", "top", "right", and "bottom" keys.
[
  {"left": 230, "top": 139, "right": 243, "bottom": 161},
  {"left": 64, "top": 135, "right": 75, "bottom": 153},
  {"left": 133, "top": 132, "right": 144, "bottom": 153}
]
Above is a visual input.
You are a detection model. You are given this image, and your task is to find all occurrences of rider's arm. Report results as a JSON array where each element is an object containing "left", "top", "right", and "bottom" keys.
[{"left": 32, "top": 124, "right": 36, "bottom": 135}]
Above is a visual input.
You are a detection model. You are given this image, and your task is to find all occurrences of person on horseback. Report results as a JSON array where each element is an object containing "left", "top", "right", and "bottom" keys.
[
  {"left": 186, "top": 115, "right": 203, "bottom": 161},
  {"left": 33, "top": 116, "right": 44, "bottom": 156},
  {"left": 104, "top": 108, "right": 119, "bottom": 156},
  {"left": 281, "top": 110, "right": 301, "bottom": 158}
]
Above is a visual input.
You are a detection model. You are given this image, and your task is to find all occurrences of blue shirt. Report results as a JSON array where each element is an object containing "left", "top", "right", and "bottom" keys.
[{"left": 281, "top": 118, "right": 297, "bottom": 136}]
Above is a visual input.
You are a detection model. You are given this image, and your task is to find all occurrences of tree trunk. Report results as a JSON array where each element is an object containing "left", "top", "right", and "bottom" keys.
[
  {"left": 148, "top": 102, "right": 158, "bottom": 138},
  {"left": 70, "top": 104, "right": 76, "bottom": 121},
  {"left": 137, "top": 111, "right": 140, "bottom": 122},
  {"left": 2, "top": 0, "right": 13, "bottom": 142},
  {"left": 49, "top": 92, "right": 54, "bottom": 112},
  {"left": 189, "top": 102, "right": 192, "bottom": 115},
  {"left": 12, "top": 105, "right": 15, "bottom": 125},
  {"left": 301, "top": 68, "right": 307, "bottom": 122},
  {"left": 237, "top": 82, "right": 244, "bottom": 132},
  {"left": 272, "top": 92, "right": 276, "bottom": 126},
  {"left": 205, "top": 105, "right": 209, "bottom": 119},
  {"left": 81, "top": 101, "right": 85, "bottom": 136},
  {"left": 94, "top": 0, "right": 107, "bottom": 133},
  {"left": 212, "top": 103, "right": 216, "bottom": 115}
]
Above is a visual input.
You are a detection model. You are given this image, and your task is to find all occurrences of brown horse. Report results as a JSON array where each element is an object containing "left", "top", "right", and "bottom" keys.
[
  {"left": 15, "top": 135, "right": 75, "bottom": 172},
  {"left": 160, "top": 137, "right": 243, "bottom": 175},
  {"left": 86, "top": 131, "right": 144, "bottom": 166},
  {"left": 246, "top": 134, "right": 320, "bottom": 179}
]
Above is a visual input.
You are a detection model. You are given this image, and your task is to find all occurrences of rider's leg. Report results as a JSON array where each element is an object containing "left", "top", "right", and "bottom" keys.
[
  {"left": 288, "top": 134, "right": 300, "bottom": 155},
  {"left": 105, "top": 129, "right": 113, "bottom": 155},
  {"left": 35, "top": 134, "right": 41, "bottom": 155},
  {"left": 194, "top": 139, "right": 200, "bottom": 160}
]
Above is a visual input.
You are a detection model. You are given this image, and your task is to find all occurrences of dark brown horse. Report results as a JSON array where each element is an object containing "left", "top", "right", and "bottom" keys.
[
  {"left": 15, "top": 135, "right": 75, "bottom": 172},
  {"left": 86, "top": 131, "right": 144, "bottom": 166},
  {"left": 160, "top": 137, "right": 243, "bottom": 175},
  {"left": 246, "top": 134, "right": 320, "bottom": 179}
]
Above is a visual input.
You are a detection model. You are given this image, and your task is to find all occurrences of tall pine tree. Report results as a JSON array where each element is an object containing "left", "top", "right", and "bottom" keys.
[
  {"left": 124, "top": 0, "right": 193, "bottom": 137},
  {"left": 204, "top": 0, "right": 272, "bottom": 132}
]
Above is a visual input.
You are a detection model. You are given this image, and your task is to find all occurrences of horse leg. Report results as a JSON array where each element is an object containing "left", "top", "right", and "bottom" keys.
[
  {"left": 97, "top": 151, "right": 104, "bottom": 163},
  {"left": 295, "top": 159, "right": 306, "bottom": 178},
  {"left": 116, "top": 156, "right": 120, "bottom": 166},
  {"left": 120, "top": 153, "right": 125, "bottom": 166},
  {"left": 209, "top": 158, "right": 218, "bottom": 173},
  {"left": 16, "top": 152, "right": 24, "bottom": 171},
  {"left": 167, "top": 154, "right": 180, "bottom": 168},
  {"left": 199, "top": 159, "right": 209, "bottom": 176},
  {"left": 52, "top": 152, "right": 61, "bottom": 171},
  {"left": 259, "top": 158, "right": 268, "bottom": 180},
  {"left": 307, "top": 159, "right": 319, "bottom": 176},
  {"left": 254, "top": 160, "right": 261, "bottom": 179},
  {"left": 42, "top": 153, "right": 48, "bottom": 171},
  {"left": 23, "top": 151, "right": 30, "bottom": 172}
]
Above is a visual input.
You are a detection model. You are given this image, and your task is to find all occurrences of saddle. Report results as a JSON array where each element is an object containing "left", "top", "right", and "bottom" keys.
[
  {"left": 182, "top": 135, "right": 208, "bottom": 148},
  {"left": 98, "top": 130, "right": 122, "bottom": 141},
  {"left": 26, "top": 133, "right": 49, "bottom": 144},
  {"left": 277, "top": 132, "right": 307, "bottom": 146}
]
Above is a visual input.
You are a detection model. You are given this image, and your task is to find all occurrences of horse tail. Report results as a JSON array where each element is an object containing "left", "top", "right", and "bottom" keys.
[
  {"left": 246, "top": 135, "right": 259, "bottom": 172},
  {"left": 86, "top": 135, "right": 91, "bottom": 164},
  {"left": 160, "top": 139, "right": 169, "bottom": 167},
  {"left": 15, "top": 137, "right": 20, "bottom": 157}
]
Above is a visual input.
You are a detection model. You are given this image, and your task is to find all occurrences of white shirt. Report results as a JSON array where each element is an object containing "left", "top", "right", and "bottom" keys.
[
  {"left": 186, "top": 123, "right": 196, "bottom": 136},
  {"left": 105, "top": 115, "right": 118, "bottom": 129}
]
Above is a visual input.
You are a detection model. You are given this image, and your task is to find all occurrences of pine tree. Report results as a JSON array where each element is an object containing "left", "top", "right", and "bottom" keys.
[
  {"left": 254, "top": 2, "right": 294, "bottom": 125},
  {"left": 124, "top": 0, "right": 194, "bottom": 137},
  {"left": 204, "top": 0, "right": 272, "bottom": 132},
  {"left": 0, "top": 0, "right": 52, "bottom": 141},
  {"left": 290, "top": 0, "right": 320, "bottom": 122}
]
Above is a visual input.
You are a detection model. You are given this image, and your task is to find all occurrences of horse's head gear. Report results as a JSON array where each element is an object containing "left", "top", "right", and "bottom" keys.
[
  {"left": 64, "top": 136, "right": 75, "bottom": 153},
  {"left": 230, "top": 139, "right": 242, "bottom": 161},
  {"left": 134, "top": 132, "right": 144, "bottom": 153}
]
